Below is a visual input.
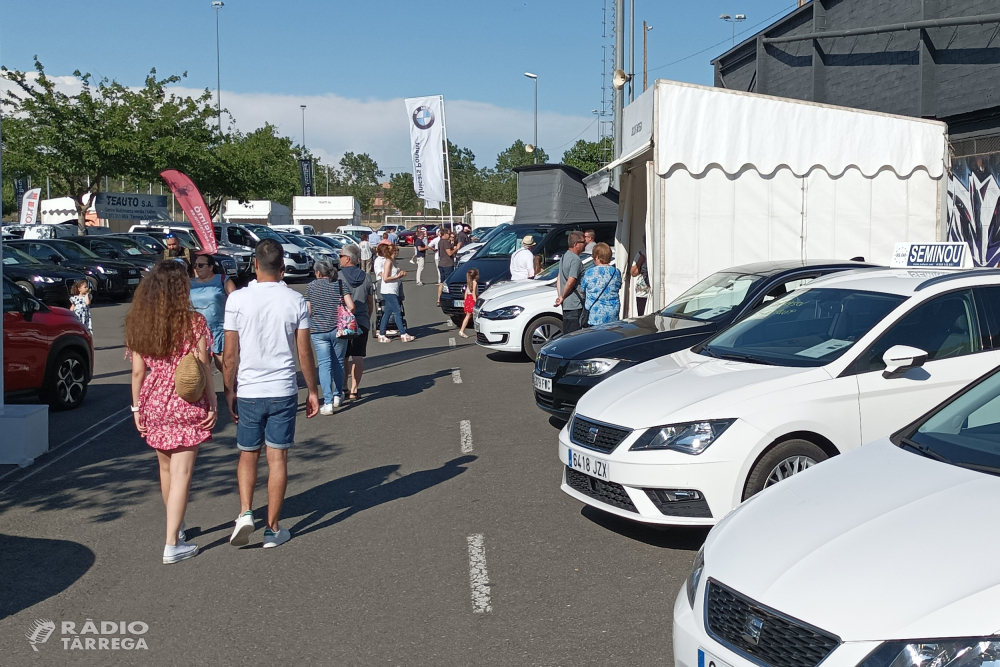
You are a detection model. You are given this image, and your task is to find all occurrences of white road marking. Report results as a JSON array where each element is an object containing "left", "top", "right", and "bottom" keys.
[
  {"left": 0, "top": 410, "right": 134, "bottom": 494},
  {"left": 446, "top": 320, "right": 455, "bottom": 327},
  {"left": 452, "top": 369, "right": 463, "bottom": 384},
  {"left": 448, "top": 337, "right": 456, "bottom": 347},
  {"left": 467, "top": 533, "right": 492, "bottom": 613},
  {"left": 460, "top": 420, "right": 473, "bottom": 453}
]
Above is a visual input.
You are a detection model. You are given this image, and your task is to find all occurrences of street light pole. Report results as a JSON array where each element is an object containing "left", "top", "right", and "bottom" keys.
[
  {"left": 524, "top": 72, "right": 538, "bottom": 164},
  {"left": 212, "top": 1, "right": 224, "bottom": 134},
  {"left": 301, "top": 104, "right": 307, "bottom": 150},
  {"left": 720, "top": 13, "right": 746, "bottom": 47},
  {"left": 643, "top": 22, "right": 652, "bottom": 92}
]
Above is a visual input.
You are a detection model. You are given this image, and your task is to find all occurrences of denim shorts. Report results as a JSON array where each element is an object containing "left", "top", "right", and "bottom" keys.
[{"left": 236, "top": 395, "right": 298, "bottom": 452}]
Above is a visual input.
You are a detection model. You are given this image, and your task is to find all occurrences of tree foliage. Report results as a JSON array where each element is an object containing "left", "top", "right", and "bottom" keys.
[
  {"left": 338, "top": 152, "right": 384, "bottom": 214},
  {"left": 384, "top": 172, "right": 423, "bottom": 215},
  {"left": 561, "top": 138, "right": 613, "bottom": 175}
]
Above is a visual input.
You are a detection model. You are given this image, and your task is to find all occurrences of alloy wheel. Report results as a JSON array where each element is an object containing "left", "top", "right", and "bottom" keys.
[
  {"left": 55, "top": 357, "right": 86, "bottom": 406},
  {"left": 530, "top": 323, "right": 561, "bottom": 356},
  {"left": 763, "top": 455, "right": 816, "bottom": 488}
]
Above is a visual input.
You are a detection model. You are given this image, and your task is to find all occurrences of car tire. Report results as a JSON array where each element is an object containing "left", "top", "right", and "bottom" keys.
[
  {"left": 522, "top": 315, "right": 562, "bottom": 361},
  {"left": 43, "top": 349, "right": 89, "bottom": 411},
  {"left": 450, "top": 315, "right": 465, "bottom": 326},
  {"left": 743, "top": 438, "right": 827, "bottom": 500},
  {"left": 14, "top": 280, "right": 35, "bottom": 296}
]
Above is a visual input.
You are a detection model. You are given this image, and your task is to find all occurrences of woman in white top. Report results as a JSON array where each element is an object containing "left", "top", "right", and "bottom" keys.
[{"left": 378, "top": 245, "right": 414, "bottom": 343}]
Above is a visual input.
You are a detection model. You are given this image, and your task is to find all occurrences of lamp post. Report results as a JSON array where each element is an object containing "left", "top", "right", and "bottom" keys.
[
  {"left": 212, "top": 1, "right": 224, "bottom": 134},
  {"left": 300, "top": 104, "right": 307, "bottom": 150},
  {"left": 720, "top": 14, "right": 746, "bottom": 46},
  {"left": 524, "top": 72, "right": 537, "bottom": 164},
  {"left": 643, "top": 22, "right": 653, "bottom": 92}
]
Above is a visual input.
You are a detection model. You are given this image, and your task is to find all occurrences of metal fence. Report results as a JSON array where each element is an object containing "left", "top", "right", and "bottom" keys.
[{"left": 384, "top": 215, "right": 467, "bottom": 229}]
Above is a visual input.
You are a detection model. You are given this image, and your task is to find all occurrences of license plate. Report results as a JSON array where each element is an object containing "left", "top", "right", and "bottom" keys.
[
  {"left": 567, "top": 448, "right": 609, "bottom": 481},
  {"left": 699, "top": 648, "right": 734, "bottom": 667},
  {"left": 533, "top": 373, "right": 552, "bottom": 392},
  {"left": 227, "top": 268, "right": 237, "bottom": 275},
  {"left": 127, "top": 278, "right": 140, "bottom": 285}
]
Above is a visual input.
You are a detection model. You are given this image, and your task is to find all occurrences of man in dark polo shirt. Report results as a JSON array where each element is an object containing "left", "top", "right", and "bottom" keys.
[{"left": 436, "top": 229, "right": 456, "bottom": 307}]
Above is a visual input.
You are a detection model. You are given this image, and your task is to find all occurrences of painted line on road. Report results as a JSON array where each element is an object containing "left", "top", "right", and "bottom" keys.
[
  {"left": 460, "top": 420, "right": 473, "bottom": 453},
  {"left": 0, "top": 411, "right": 133, "bottom": 495},
  {"left": 446, "top": 320, "right": 456, "bottom": 328},
  {"left": 0, "top": 406, "right": 131, "bottom": 484},
  {"left": 467, "top": 533, "right": 492, "bottom": 613},
  {"left": 449, "top": 337, "right": 456, "bottom": 347},
  {"left": 452, "top": 369, "right": 463, "bottom": 384}
]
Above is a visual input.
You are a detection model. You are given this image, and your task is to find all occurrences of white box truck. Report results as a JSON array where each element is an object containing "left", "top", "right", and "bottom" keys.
[
  {"left": 292, "top": 196, "right": 361, "bottom": 234},
  {"left": 587, "top": 80, "right": 949, "bottom": 317},
  {"left": 223, "top": 200, "right": 291, "bottom": 227}
]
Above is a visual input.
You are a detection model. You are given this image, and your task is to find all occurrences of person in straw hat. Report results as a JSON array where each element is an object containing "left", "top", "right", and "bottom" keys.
[{"left": 509, "top": 234, "right": 537, "bottom": 281}]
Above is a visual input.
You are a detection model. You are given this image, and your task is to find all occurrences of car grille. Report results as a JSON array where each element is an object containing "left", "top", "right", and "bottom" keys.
[
  {"left": 705, "top": 580, "right": 840, "bottom": 667},
  {"left": 64, "top": 277, "right": 77, "bottom": 286},
  {"left": 570, "top": 416, "right": 631, "bottom": 454},
  {"left": 290, "top": 252, "right": 307, "bottom": 263},
  {"left": 535, "top": 353, "right": 562, "bottom": 376},
  {"left": 565, "top": 467, "right": 637, "bottom": 512},
  {"left": 126, "top": 269, "right": 139, "bottom": 277}
]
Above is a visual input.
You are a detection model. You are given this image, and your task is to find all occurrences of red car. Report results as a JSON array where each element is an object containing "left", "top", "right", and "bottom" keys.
[{"left": 3, "top": 276, "right": 94, "bottom": 410}]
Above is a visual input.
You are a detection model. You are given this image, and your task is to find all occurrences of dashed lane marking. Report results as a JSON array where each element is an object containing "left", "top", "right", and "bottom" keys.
[
  {"left": 467, "top": 533, "right": 492, "bottom": 613},
  {"left": 449, "top": 337, "right": 456, "bottom": 347},
  {"left": 460, "top": 420, "right": 473, "bottom": 453},
  {"left": 452, "top": 369, "right": 463, "bottom": 384}
]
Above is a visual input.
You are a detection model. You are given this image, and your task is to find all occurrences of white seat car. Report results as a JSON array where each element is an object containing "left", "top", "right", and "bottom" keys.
[
  {"left": 675, "top": 362, "right": 1000, "bottom": 667},
  {"left": 559, "top": 267, "right": 1000, "bottom": 525},
  {"left": 475, "top": 257, "right": 594, "bottom": 359}
]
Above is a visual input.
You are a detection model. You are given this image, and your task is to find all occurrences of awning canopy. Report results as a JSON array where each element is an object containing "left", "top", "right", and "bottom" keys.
[{"left": 584, "top": 141, "right": 653, "bottom": 197}]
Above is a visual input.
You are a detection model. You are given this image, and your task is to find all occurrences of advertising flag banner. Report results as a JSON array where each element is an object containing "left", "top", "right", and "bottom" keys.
[
  {"left": 299, "top": 159, "right": 315, "bottom": 196},
  {"left": 405, "top": 96, "right": 447, "bottom": 204},
  {"left": 19, "top": 188, "right": 41, "bottom": 225},
  {"left": 159, "top": 169, "right": 218, "bottom": 254}
]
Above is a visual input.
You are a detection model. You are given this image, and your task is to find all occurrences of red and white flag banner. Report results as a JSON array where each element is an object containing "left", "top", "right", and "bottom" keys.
[{"left": 159, "top": 169, "right": 218, "bottom": 254}]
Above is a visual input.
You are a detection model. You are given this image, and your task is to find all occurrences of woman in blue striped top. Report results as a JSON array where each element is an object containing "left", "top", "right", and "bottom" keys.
[{"left": 305, "top": 258, "right": 355, "bottom": 415}]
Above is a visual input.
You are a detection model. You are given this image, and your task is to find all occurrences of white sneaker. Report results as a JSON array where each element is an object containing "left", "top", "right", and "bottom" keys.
[
  {"left": 229, "top": 510, "right": 255, "bottom": 547},
  {"left": 178, "top": 521, "right": 186, "bottom": 543},
  {"left": 332, "top": 395, "right": 342, "bottom": 408},
  {"left": 163, "top": 542, "right": 198, "bottom": 564},
  {"left": 319, "top": 404, "right": 334, "bottom": 416},
  {"left": 262, "top": 526, "right": 291, "bottom": 549}
]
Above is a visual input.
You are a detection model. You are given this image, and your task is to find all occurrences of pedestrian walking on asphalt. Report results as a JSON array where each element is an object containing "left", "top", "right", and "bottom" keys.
[
  {"left": 68, "top": 279, "right": 93, "bottom": 335},
  {"left": 436, "top": 229, "right": 457, "bottom": 306},
  {"left": 509, "top": 235, "right": 536, "bottom": 281},
  {"left": 223, "top": 239, "right": 320, "bottom": 550},
  {"left": 554, "top": 231, "right": 587, "bottom": 334},
  {"left": 190, "top": 254, "right": 236, "bottom": 372},
  {"left": 125, "top": 260, "right": 218, "bottom": 565},
  {"left": 339, "top": 245, "right": 374, "bottom": 401},
  {"left": 457, "top": 268, "right": 479, "bottom": 338},
  {"left": 583, "top": 229, "right": 597, "bottom": 255},
  {"left": 582, "top": 242, "right": 622, "bottom": 326},
  {"left": 630, "top": 238, "right": 650, "bottom": 317},
  {"left": 379, "top": 244, "right": 415, "bottom": 343},
  {"left": 413, "top": 230, "right": 428, "bottom": 285},
  {"left": 428, "top": 232, "right": 442, "bottom": 284},
  {"left": 306, "top": 258, "right": 355, "bottom": 415},
  {"left": 359, "top": 235, "right": 373, "bottom": 273},
  {"left": 159, "top": 233, "right": 194, "bottom": 269}
]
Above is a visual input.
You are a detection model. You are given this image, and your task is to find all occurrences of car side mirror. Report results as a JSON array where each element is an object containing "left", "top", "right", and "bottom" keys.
[
  {"left": 21, "top": 296, "right": 39, "bottom": 320},
  {"left": 107, "top": 250, "right": 120, "bottom": 259},
  {"left": 882, "top": 345, "right": 928, "bottom": 378},
  {"left": 48, "top": 254, "right": 62, "bottom": 264}
]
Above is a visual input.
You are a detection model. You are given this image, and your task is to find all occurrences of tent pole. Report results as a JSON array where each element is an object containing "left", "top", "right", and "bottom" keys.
[{"left": 440, "top": 95, "right": 454, "bottom": 226}]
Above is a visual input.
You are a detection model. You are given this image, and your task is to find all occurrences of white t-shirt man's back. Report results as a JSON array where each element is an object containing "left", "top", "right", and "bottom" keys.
[
  {"left": 224, "top": 281, "right": 311, "bottom": 398},
  {"left": 510, "top": 247, "right": 535, "bottom": 281}
]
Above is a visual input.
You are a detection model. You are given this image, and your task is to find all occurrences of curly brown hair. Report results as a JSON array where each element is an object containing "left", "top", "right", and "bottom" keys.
[{"left": 125, "top": 260, "right": 196, "bottom": 358}]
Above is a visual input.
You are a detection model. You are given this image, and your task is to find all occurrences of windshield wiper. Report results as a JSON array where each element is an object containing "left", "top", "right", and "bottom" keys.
[
  {"left": 900, "top": 438, "right": 953, "bottom": 464},
  {"left": 717, "top": 352, "right": 772, "bottom": 365},
  {"left": 698, "top": 346, "right": 720, "bottom": 358}
]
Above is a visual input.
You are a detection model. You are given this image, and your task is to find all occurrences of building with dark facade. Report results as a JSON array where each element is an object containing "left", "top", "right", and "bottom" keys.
[{"left": 712, "top": 0, "right": 1000, "bottom": 265}]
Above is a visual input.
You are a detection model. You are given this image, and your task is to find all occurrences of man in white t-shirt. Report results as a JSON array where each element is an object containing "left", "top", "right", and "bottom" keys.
[
  {"left": 428, "top": 233, "right": 442, "bottom": 284},
  {"left": 223, "top": 238, "right": 319, "bottom": 550},
  {"left": 509, "top": 234, "right": 536, "bottom": 280}
]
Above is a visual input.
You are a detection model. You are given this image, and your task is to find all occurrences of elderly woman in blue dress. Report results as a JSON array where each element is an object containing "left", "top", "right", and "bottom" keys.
[{"left": 581, "top": 242, "right": 622, "bottom": 326}]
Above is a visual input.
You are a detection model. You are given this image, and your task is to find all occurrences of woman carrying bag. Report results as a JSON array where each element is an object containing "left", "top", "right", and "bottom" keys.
[
  {"left": 305, "top": 258, "right": 356, "bottom": 415},
  {"left": 581, "top": 242, "right": 623, "bottom": 326},
  {"left": 126, "top": 261, "right": 218, "bottom": 565}
]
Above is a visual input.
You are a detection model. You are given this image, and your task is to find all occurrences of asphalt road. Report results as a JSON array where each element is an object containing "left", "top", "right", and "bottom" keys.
[{"left": 0, "top": 248, "right": 706, "bottom": 666}]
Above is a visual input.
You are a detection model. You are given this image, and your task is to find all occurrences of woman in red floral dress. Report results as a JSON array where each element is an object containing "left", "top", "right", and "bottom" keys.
[{"left": 126, "top": 261, "right": 218, "bottom": 564}]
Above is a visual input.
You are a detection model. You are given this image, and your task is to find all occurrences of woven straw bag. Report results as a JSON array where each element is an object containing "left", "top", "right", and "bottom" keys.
[{"left": 174, "top": 350, "right": 206, "bottom": 403}]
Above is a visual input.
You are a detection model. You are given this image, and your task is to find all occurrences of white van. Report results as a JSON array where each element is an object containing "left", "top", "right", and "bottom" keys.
[{"left": 271, "top": 224, "right": 316, "bottom": 236}]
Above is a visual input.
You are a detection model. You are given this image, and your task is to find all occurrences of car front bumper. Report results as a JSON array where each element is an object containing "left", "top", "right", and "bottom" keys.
[
  {"left": 284, "top": 260, "right": 313, "bottom": 275},
  {"left": 475, "top": 314, "right": 526, "bottom": 353},
  {"left": 556, "top": 419, "right": 769, "bottom": 526}
]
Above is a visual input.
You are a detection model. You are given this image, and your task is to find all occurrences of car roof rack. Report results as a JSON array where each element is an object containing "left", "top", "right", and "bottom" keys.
[{"left": 915, "top": 268, "right": 1000, "bottom": 291}]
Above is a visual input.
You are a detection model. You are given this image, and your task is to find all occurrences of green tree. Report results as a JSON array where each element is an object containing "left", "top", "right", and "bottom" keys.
[
  {"left": 200, "top": 125, "right": 301, "bottom": 214},
  {"left": 2, "top": 58, "right": 218, "bottom": 231},
  {"left": 561, "top": 137, "right": 613, "bottom": 174},
  {"left": 384, "top": 172, "right": 423, "bottom": 215},
  {"left": 447, "top": 141, "right": 483, "bottom": 213},
  {"left": 479, "top": 140, "right": 549, "bottom": 206},
  {"left": 339, "top": 152, "right": 384, "bottom": 214}
]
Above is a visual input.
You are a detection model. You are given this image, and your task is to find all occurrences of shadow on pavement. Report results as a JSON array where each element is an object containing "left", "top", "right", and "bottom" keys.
[
  {"left": 486, "top": 351, "right": 531, "bottom": 364},
  {"left": 548, "top": 416, "right": 568, "bottom": 430},
  {"left": 367, "top": 369, "right": 453, "bottom": 400},
  {"left": 0, "top": 534, "right": 95, "bottom": 621},
  {"left": 581, "top": 506, "right": 710, "bottom": 551}
]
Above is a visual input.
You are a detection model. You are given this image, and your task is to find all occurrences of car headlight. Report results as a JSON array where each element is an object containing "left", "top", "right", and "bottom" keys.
[
  {"left": 686, "top": 545, "right": 705, "bottom": 607},
  {"left": 629, "top": 419, "right": 735, "bottom": 454},
  {"left": 565, "top": 358, "right": 620, "bottom": 376},
  {"left": 481, "top": 305, "right": 524, "bottom": 320},
  {"left": 96, "top": 266, "right": 118, "bottom": 274},
  {"left": 32, "top": 275, "right": 57, "bottom": 283},
  {"left": 858, "top": 640, "right": 1000, "bottom": 667},
  {"left": 283, "top": 251, "right": 291, "bottom": 258}
]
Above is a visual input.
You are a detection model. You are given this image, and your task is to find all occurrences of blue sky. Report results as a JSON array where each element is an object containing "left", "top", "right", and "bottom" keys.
[{"left": 0, "top": 0, "right": 798, "bottom": 174}]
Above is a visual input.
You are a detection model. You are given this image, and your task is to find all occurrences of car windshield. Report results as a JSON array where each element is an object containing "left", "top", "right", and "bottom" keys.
[
  {"left": 52, "top": 240, "right": 100, "bottom": 260},
  {"left": 701, "top": 288, "right": 906, "bottom": 367},
  {"left": 110, "top": 237, "right": 154, "bottom": 256},
  {"left": 662, "top": 272, "right": 765, "bottom": 321},
  {"left": 121, "top": 235, "right": 163, "bottom": 253},
  {"left": 282, "top": 234, "right": 310, "bottom": 248},
  {"left": 3, "top": 247, "right": 41, "bottom": 265},
  {"left": 245, "top": 225, "right": 282, "bottom": 241},
  {"left": 479, "top": 228, "right": 547, "bottom": 259},
  {"left": 314, "top": 236, "right": 346, "bottom": 249},
  {"left": 904, "top": 369, "right": 1000, "bottom": 476}
]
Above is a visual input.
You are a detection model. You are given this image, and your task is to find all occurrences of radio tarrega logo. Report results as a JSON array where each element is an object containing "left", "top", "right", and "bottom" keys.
[
  {"left": 412, "top": 105, "right": 435, "bottom": 130},
  {"left": 25, "top": 619, "right": 55, "bottom": 651}
]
